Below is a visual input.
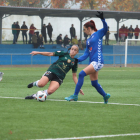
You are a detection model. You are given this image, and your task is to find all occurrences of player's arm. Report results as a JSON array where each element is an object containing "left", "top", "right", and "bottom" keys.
[
  {"left": 77, "top": 46, "right": 89, "bottom": 62},
  {"left": 72, "top": 73, "right": 84, "bottom": 95},
  {"left": 96, "top": 11, "right": 108, "bottom": 38},
  {"left": 30, "top": 51, "right": 54, "bottom": 56}
]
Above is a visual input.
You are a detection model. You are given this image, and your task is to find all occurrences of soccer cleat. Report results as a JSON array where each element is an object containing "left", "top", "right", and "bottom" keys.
[
  {"left": 103, "top": 93, "right": 110, "bottom": 104},
  {"left": 27, "top": 82, "right": 33, "bottom": 88},
  {"left": 65, "top": 95, "right": 78, "bottom": 101},
  {"left": 25, "top": 94, "right": 35, "bottom": 99}
]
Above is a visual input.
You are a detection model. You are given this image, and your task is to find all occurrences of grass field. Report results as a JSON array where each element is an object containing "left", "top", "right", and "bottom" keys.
[{"left": 0, "top": 67, "right": 140, "bottom": 140}]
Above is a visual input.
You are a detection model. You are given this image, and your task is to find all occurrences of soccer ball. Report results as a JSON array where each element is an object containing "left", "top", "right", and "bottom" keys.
[{"left": 36, "top": 91, "right": 47, "bottom": 102}]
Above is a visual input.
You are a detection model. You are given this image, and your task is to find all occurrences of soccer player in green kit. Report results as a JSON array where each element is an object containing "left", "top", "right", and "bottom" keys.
[{"left": 25, "top": 45, "right": 84, "bottom": 99}]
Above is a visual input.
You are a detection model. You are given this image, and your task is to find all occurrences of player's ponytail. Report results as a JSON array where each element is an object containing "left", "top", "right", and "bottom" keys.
[
  {"left": 84, "top": 20, "right": 97, "bottom": 31},
  {"left": 67, "top": 47, "right": 71, "bottom": 52}
]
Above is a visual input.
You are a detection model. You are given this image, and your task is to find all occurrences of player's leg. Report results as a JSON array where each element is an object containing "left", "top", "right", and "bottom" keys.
[
  {"left": 45, "top": 81, "right": 60, "bottom": 96},
  {"left": 90, "top": 62, "right": 110, "bottom": 104},
  {"left": 28, "top": 76, "right": 50, "bottom": 88},
  {"left": 65, "top": 64, "right": 96, "bottom": 101},
  {"left": 25, "top": 76, "right": 50, "bottom": 99},
  {"left": 25, "top": 81, "right": 60, "bottom": 100}
]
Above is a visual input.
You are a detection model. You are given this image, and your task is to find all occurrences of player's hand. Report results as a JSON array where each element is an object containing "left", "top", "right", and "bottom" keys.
[
  {"left": 80, "top": 89, "right": 84, "bottom": 95},
  {"left": 30, "top": 51, "right": 38, "bottom": 56},
  {"left": 96, "top": 11, "right": 104, "bottom": 20}
]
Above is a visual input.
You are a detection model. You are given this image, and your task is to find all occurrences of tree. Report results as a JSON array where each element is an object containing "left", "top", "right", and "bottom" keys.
[
  {"left": 70, "top": 0, "right": 109, "bottom": 10},
  {"left": 109, "top": 0, "right": 140, "bottom": 12},
  {"left": 2, "top": 0, "right": 70, "bottom": 8},
  {"left": 0, "top": 0, "right": 7, "bottom": 5},
  {"left": 51, "top": 0, "right": 69, "bottom": 8}
]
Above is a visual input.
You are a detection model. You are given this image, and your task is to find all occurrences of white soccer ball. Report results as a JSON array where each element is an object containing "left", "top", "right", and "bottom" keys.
[{"left": 36, "top": 91, "right": 47, "bottom": 102}]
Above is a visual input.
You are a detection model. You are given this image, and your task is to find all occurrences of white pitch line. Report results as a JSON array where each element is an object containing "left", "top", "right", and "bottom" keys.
[
  {"left": 0, "top": 96, "right": 140, "bottom": 107},
  {"left": 33, "top": 133, "right": 140, "bottom": 140}
]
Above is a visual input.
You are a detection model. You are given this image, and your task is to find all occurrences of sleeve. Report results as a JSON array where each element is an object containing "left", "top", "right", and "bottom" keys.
[
  {"left": 97, "top": 19, "right": 108, "bottom": 39},
  {"left": 78, "top": 46, "right": 89, "bottom": 62},
  {"left": 72, "top": 61, "right": 78, "bottom": 73},
  {"left": 54, "top": 51, "right": 65, "bottom": 56}
]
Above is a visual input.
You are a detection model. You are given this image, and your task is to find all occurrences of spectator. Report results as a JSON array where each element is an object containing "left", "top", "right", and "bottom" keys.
[
  {"left": 78, "top": 39, "right": 84, "bottom": 50},
  {"left": 70, "top": 24, "right": 76, "bottom": 42},
  {"left": 134, "top": 25, "right": 139, "bottom": 44},
  {"left": 82, "top": 40, "right": 86, "bottom": 48},
  {"left": 41, "top": 24, "right": 47, "bottom": 44},
  {"left": 32, "top": 32, "right": 38, "bottom": 48},
  {"left": 72, "top": 36, "right": 78, "bottom": 45},
  {"left": 46, "top": 23, "right": 53, "bottom": 44},
  {"left": 29, "top": 24, "right": 36, "bottom": 44},
  {"left": 119, "top": 26, "right": 125, "bottom": 42},
  {"left": 12, "top": 22, "right": 17, "bottom": 44},
  {"left": 124, "top": 26, "right": 129, "bottom": 41},
  {"left": 63, "top": 35, "right": 70, "bottom": 48},
  {"left": 38, "top": 34, "right": 44, "bottom": 48},
  {"left": 128, "top": 25, "right": 134, "bottom": 45},
  {"left": 128, "top": 25, "right": 134, "bottom": 39},
  {"left": 15, "top": 21, "right": 20, "bottom": 43},
  {"left": 56, "top": 34, "right": 63, "bottom": 47},
  {"left": 21, "top": 21, "right": 28, "bottom": 44},
  {"left": 84, "top": 32, "right": 88, "bottom": 40},
  {"left": 105, "top": 26, "right": 110, "bottom": 45}
]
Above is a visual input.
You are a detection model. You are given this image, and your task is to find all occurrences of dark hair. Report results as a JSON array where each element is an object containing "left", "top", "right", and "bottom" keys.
[{"left": 84, "top": 20, "right": 97, "bottom": 31}]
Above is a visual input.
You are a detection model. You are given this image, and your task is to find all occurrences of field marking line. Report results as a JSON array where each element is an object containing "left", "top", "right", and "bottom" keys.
[
  {"left": 0, "top": 96, "right": 140, "bottom": 107},
  {"left": 33, "top": 133, "right": 140, "bottom": 140}
]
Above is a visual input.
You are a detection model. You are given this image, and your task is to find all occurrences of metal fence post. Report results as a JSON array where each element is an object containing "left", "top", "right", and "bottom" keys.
[
  {"left": 11, "top": 54, "right": 12, "bottom": 67},
  {"left": 113, "top": 55, "right": 115, "bottom": 67},
  {"left": 31, "top": 55, "right": 32, "bottom": 67},
  {"left": 132, "top": 54, "right": 133, "bottom": 67}
]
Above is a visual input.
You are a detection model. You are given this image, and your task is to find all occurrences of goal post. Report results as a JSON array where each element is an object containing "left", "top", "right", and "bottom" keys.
[{"left": 125, "top": 39, "right": 140, "bottom": 67}]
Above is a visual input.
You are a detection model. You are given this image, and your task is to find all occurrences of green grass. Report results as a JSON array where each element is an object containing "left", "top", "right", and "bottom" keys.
[{"left": 0, "top": 67, "right": 140, "bottom": 140}]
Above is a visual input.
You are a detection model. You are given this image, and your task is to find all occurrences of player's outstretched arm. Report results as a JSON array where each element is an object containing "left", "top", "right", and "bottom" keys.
[
  {"left": 96, "top": 11, "right": 108, "bottom": 38},
  {"left": 72, "top": 73, "right": 84, "bottom": 95},
  {"left": 30, "top": 51, "right": 54, "bottom": 56}
]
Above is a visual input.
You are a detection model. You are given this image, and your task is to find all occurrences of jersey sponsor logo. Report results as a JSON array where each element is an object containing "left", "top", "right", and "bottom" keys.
[
  {"left": 89, "top": 47, "right": 92, "bottom": 52},
  {"left": 62, "top": 62, "right": 67, "bottom": 70},
  {"left": 67, "top": 59, "right": 71, "bottom": 63},
  {"left": 57, "top": 51, "right": 61, "bottom": 53},
  {"left": 65, "top": 57, "right": 67, "bottom": 59},
  {"left": 71, "top": 61, "right": 75, "bottom": 65},
  {"left": 44, "top": 71, "right": 51, "bottom": 75}
]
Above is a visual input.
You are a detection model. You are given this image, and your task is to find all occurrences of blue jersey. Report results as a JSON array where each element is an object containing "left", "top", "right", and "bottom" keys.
[{"left": 78, "top": 19, "right": 108, "bottom": 64}]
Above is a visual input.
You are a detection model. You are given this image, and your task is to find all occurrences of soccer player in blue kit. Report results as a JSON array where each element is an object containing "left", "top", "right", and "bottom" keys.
[{"left": 65, "top": 12, "right": 111, "bottom": 104}]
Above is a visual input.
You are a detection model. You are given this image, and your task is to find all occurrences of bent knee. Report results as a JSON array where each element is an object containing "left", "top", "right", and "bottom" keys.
[
  {"left": 38, "top": 82, "right": 46, "bottom": 87},
  {"left": 47, "top": 89, "right": 54, "bottom": 94},
  {"left": 79, "top": 70, "right": 86, "bottom": 78}
]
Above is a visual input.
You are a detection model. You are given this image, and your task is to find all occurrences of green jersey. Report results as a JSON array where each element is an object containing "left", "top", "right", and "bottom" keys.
[{"left": 47, "top": 51, "right": 78, "bottom": 80}]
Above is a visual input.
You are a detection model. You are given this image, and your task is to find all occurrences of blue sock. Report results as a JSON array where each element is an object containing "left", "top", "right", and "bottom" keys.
[
  {"left": 74, "top": 70, "right": 86, "bottom": 96},
  {"left": 91, "top": 80, "right": 106, "bottom": 97}
]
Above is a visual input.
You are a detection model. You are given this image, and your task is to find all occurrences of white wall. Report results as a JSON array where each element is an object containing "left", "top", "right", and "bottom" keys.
[{"left": 2, "top": 15, "right": 140, "bottom": 41}]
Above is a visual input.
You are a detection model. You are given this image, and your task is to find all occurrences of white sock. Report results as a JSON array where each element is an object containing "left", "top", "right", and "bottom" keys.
[
  {"left": 44, "top": 89, "right": 49, "bottom": 96},
  {"left": 32, "top": 94, "right": 37, "bottom": 98},
  {"left": 33, "top": 80, "right": 40, "bottom": 87}
]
